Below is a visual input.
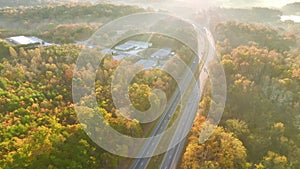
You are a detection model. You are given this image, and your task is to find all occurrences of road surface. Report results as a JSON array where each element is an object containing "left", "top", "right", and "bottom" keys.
[
  {"left": 130, "top": 28, "right": 214, "bottom": 169},
  {"left": 159, "top": 28, "right": 214, "bottom": 169}
]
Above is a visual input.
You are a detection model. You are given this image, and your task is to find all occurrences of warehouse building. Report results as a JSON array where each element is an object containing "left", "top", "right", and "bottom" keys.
[
  {"left": 115, "top": 40, "right": 152, "bottom": 51},
  {"left": 6, "top": 36, "right": 52, "bottom": 47}
]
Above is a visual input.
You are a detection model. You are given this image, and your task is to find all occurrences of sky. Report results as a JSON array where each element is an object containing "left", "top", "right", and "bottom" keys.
[
  {"left": 216, "top": 0, "right": 300, "bottom": 8},
  {"left": 0, "top": 0, "right": 299, "bottom": 9},
  {"left": 108, "top": 0, "right": 300, "bottom": 13},
  {"left": 115, "top": 0, "right": 299, "bottom": 8},
  {"left": 107, "top": 0, "right": 299, "bottom": 18}
]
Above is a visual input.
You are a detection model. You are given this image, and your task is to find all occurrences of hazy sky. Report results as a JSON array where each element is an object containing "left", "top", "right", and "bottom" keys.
[
  {"left": 1, "top": 0, "right": 298, "bottom": 9},
  {"left": 110, "top": 0, "right": 300, "bottom": 12},
  {"left": 216, "top": 0, "right": 299, "bottom": 8},
  {"left": 108, "top": 0, "right": 299, "bottom": 17}
]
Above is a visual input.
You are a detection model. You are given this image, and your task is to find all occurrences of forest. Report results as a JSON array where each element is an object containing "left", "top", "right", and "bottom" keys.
[
  {"left": 181, "top": 21, "right": 300, "bottom": 169},
  {"left": 0, "top": 3, "right": 148, "bottom": 43},
  {"left": 0, "top": 2, "right": 299, "bottom": 169}
]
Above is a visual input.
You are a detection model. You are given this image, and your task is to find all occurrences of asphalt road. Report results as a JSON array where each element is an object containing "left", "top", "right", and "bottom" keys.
[
  {"left": 130, "top": 56, "right": 200, "bottom": 169},
  {"left": 159, "top": 66, "right": 209, "bottom": 169},
  {"left": 130, "top": 28, "right": 214, "bottom": 169},
  {"left": 159, "top": 29, "right": 214, "bottom": 169}
]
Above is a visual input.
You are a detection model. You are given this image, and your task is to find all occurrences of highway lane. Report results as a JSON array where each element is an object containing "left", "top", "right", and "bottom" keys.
[
  {"left": 159, "top": 84, "right": 200, "bottom": 169},
  {"left": 159, "top": 67, "right": 209, "bottom": 169},
  {"left": 130, "top": 27, "right": 212, "bottom": 169},
  {"left": 159, "top": 28, "right": 214, "bottom": 169},
  {"left": 130, "top": 55, "right": 200, "bottom": 169}
]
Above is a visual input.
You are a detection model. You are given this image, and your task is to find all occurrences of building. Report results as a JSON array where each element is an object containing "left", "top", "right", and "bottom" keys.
[
  {"left": 6, "top": 36, "right": 52, "bottom": 47},
  {"left": 115, "top": 42, "right": 135, "bottom": 51},
  {"left": 151, "top": 48, "right": 173, "bottom": 60},
  {"left": 75, "top": 40, "right": 88, "bottom": 45},
  {"left": 109, "top": 40, "right": 175, "bottom": 69},
  {"left": 127, "top": 41, "right": 152, "bottom": 50},
  {"left": 156, "top": 60, "right": 168, "bottom": 69},
  {"left": 115, "top": 41, "right": 152, "bottom": 51},
  {"left": 135, "top": 59, "right": 157, "bottom": 69},
  {"left": 76, "top": 40, "right": 95, "bottom": 48},
  {"left": 123, "top": 49, "right": 144, "bottom": 56},
  {"left": 113, "top": 54, "right": 127, "bottom": 61},
  {"left": 101, "top": 48, "right": 117, "bottom": 55}
]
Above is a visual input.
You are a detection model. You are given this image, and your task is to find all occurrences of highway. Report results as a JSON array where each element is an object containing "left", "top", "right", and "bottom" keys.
[
  {"left": 130, "top": 27, "right": 213, "bottom": 169},
  {"left": 159, "top": 65, "right": 209, "bottom": 169},
  {"left": 159, "top": 28, "right": 214, "bottom": 169},
  {"left": 130, "top": 55, "right": 200, "bottom": 169},
  {"left": 159, "top": 83, "right": 200, "bottom": 169}
]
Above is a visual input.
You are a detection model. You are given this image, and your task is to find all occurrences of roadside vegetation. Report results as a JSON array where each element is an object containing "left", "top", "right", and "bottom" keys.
[{"left": 0, "top": 2, "right": 299, "bottom": 169}]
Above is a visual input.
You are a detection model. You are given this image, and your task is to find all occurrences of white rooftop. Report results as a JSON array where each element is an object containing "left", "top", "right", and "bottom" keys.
[
  {"left": 126, "top": 41, "right": 152, "bottom": 48},
  {"left": 123, "top": 49, "right": 144, "bottom": 56},
  {"left": 113, "top": 54, "right": 127, "bottom": 61},
  {"left": 115, "top": 43, "right": 135, "bottom": 51},
  {"left": 115, "top": 40, "right": 152, "bottom": 51},
  {"left": 6, "top": 36, "right": 38, "bottom": 45},
  {"left": 101, "top": 48, "right": 117, "bottom": 55},
  {"left": 151, "top": 48, "right": 172, "bottom": 59},
  {"left": 6, "top": 36, "right": 51, "bottom": 47},
  {"left": 135, "top": 59, "right": 157, "bottom": 69}
]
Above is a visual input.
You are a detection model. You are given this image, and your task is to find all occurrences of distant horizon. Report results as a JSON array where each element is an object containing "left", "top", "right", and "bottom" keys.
[
  {"left": 0, "top": 0, "right": 299, "bottom": 9},
  {"left": 216, "top": 0, "right": 300, "bottom": 8},
  {"left": 109, "top": 0, "right": 300, "bottom": 8}
]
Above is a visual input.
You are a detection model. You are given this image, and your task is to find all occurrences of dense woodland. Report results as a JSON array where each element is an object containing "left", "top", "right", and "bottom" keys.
[
  {"left": 0, "top": 3, "right": 148, "bottom": 43},
  {"left": 282, "top": 2, "right": 300, "bottom": 15},
  {"left": 180, "top": 21, "right": 300, "bottom": 169},
  {"left": 0, "top": 2, "right": 299, "bottom": 169}
]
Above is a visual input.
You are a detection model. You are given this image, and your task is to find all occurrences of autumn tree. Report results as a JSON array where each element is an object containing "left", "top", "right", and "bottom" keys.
[{"left": 181, "top": 117, "right": 248, "bottom": 169}]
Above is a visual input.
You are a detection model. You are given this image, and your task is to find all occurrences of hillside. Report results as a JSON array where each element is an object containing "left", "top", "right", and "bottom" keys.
[
  {"left": 0, "top": 2, "right": 299, "bottom": 169},
  {"left": 282, "top": 2, "right": 300, "bottom": 15}
]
